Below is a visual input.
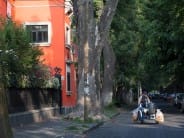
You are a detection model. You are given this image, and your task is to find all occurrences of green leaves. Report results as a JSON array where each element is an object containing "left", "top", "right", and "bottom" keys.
[
  {"left": 111, "top": 0, "right": 140, "bottom": 89},
  {"left": 111, "top": 0, "right": 184, "bottom": 91},
  {"left": 138, "top": 0, "right": 184, "bottom": 90},
  {"left": 0, "top": 18, "right": 43, "bottom": 87}
]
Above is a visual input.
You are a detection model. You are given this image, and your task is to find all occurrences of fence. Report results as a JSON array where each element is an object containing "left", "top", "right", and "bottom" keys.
[{"left": 7, "top": 87, "right": 59, "bottom": 114}]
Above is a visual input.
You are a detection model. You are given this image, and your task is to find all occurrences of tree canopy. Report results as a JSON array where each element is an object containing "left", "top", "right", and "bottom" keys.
[{"left": 111, "top": 0, "right": 184, "bottom": 92}]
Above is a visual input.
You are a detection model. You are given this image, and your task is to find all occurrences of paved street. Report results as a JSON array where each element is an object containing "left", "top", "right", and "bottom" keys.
[
  {"left": 86, "top": 100, "right": 184, "bottom": 138},
  {"left": 13, "top": 99, "right": 184, "bottom": 138}
]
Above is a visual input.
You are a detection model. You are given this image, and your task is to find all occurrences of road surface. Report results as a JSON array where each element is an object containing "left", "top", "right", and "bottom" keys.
[{"left": 86, "top": 100, "right": 184, "bottom": 138}]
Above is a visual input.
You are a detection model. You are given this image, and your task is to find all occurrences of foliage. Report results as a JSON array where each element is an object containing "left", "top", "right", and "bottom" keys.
[
  {"left": 72, "top": 117, "right": 98, "bottom": 124},
  {"left": 65, "top": 125, "right": 80, "bottom": 130},
  {"left": 28, "top": 64, "right": 57, "bottom": 88},
  {"left": 111, "top": 0, "right": 140, "bottom": 90},
  {"left": 94, "top": 0, "right": 104, "bottom": 19},
  {"left": 0, "top": 18, "right": 51, "bottom": 88},
  {"left": 138, "top": 0, "right": 184, "bottom": 91},
  {"left": 111, "top": 0, "right": 184, "bottom": 92}
]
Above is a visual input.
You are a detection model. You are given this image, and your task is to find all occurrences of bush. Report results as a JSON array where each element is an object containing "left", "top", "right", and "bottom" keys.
[
  {"left": 0, "top": 17, "right": 62, "bottom": 89},
  {"left": 0, "top": 18, "right": 43, "bottom": 88}
]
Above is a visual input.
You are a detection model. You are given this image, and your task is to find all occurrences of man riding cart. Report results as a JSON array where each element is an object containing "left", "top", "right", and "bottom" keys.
[{"left": 132, "top": 91, "right": 164, "bottom": 124}]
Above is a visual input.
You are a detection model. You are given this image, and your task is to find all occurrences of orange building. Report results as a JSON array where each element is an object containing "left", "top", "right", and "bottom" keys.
[
  {"left": 0, "top": 0, "right": 7, "bottom": 18},
  {"left": 9, "top": 0, "right": 77, "bottom": 112}
]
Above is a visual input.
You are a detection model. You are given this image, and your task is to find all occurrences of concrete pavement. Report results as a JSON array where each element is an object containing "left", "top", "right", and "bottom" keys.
[
  {"left": 13, "top": 115, "right": 103, "bottom": 138},
  {"left": 12, "top": 110, "right": 121, "bottom": 138}
]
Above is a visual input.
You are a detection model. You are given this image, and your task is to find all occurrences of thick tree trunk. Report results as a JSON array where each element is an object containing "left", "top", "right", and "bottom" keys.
[
  {"left": 101, "top": 36, "right": 116, "bottom": 107},
  {"left": 97, "top": 0, "right": 118, "bottom": 107},
  {"left": 74, "top": 0, "right": 98, "bottom": 119},
  {"left": 0, "top": 67, "right": 13, "bottom": 138},
  {"left": 137, "top": 81, "right": 142, "bottom": 104},
  {"left": 73, "top": 0, "right": 119, "bottom": 119}
]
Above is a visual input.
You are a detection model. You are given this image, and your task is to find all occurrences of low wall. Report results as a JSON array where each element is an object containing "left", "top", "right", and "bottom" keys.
[
  {"left": 7, "top": 88, "right": 76, "bottom": 126},
  {"left": 7, "top": 87, "right": 59, "bottom": 113},
  {"left": 9, "top": 106, "right": 76, "bottom": 127},
  {"left": 9, "top": 107, "right": 60, "bottom": 127}
]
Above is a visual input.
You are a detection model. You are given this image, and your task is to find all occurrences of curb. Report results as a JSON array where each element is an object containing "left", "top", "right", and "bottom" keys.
[
  {"left": 110, "top": 112, "right": 120, "bottom": 119},
  {"left": 83, "top": 112, "right": 121, "bottom": 134},
  {"left": 83, "top": 121, "right": 104, "bottom": 134}
]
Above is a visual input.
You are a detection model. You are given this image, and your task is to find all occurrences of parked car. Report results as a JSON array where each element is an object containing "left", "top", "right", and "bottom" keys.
[
  {"left": 174, "top": 93, "right": 184, "bottom": 109},
  {"left": 148, "top": 93, "right": 157, "bottom": 99},
  {"left": 148, "top": 93, "right": 160, "bottom": 99},
  {"left": 162, "top": 93, "right": 169, "bottom": 101},
  {"left": 180, "top": 97, "right": 184, "bottom": 113},
  {"left": 159, "top": 93, "right": 165, "bottom": 99},
  {"left": 167, "top": 93, "right": 176, "bottom": 103}
]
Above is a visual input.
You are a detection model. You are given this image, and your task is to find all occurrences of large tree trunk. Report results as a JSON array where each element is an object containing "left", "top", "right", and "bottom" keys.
[
  {"left": 73, "top": 0, "right": 119, "bottom": 119},
  {"left": 0, "top": 67, "right": 13, "bottom": 138},
  {"left": 101, "top": 36, "right": 116, "bottom": 107},
  {"left": 74, "top": 0, "right": 98, "bottom": 119},
  {"left": 97, "top": 0, "right": 118, "bottom": 107}
]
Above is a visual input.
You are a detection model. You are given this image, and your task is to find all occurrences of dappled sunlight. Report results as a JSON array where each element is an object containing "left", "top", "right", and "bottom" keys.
[
  {"left": 14, "top": 127, "right": 62, "bottom": 137},
  {"left": 25, "top": 128, "right": 56, "bottom": 135},
  {"left": 162, "top": 114, "right": 184, "bottom": 129},
  {"left": 78, "top": 97, "right": 90, "bottom": 106},
  {"left": 13, "top": 118, "right": 66, "bottom": 138}
]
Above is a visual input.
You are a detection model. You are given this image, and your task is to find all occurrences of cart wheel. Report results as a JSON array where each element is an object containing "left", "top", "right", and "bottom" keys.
[
  {"left": 155, "top": 120, "right": 159, "bottom": 124},
  {"left": 141, "top": 120, "right": 144, "bottom": 124},
  {"left": 132, "top": 116, "right": 137, "bottom": 123},
  {"left": 138, "top": 110, "right": 144, "bottom": 124}
]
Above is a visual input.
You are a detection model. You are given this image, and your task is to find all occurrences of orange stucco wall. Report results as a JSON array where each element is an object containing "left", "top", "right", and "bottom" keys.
[
  {"left": 0, "top": 0, "right": 6, "bottom": 18},
  {"left": 11, "top": 0, "right": 77, "bottom": 107}
]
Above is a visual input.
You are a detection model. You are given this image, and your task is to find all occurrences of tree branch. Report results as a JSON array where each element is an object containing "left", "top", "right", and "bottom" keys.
[{"left": 98, "top": 0, "right": 119, "bottom": 34}]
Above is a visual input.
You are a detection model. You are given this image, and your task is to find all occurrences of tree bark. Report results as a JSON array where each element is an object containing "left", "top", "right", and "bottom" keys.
[
  {"left": 74, "top": 0, "right": 98, "bottom": 119},
  {"left": 101, "top": 36, "right": 116, "bottom": 107},
  {"left": 0, "top": 67, "right": 13, "bottom": 138},
  {"left": 97, "top": 0, "right": 118, "bottom": 107},
  {"left": 73, "top": 0, "right": 119, "bottom": 119}
]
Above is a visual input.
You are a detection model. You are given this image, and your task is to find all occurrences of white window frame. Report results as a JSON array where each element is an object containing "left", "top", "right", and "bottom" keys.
[
  {"left": 24, "top": 22, "right": 52, "bottom": 46},
  {"left": 65, "top": 0, "right": 73, "bottom": 16},
  {"left": 65, "top": 24, "right": 71, "bottom": 45}
]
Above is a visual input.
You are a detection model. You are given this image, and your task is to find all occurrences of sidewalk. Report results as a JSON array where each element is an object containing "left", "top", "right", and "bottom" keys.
[
  {"left": 13, "top": 116, "right": 104, "bottom": 138},
  {"left": 12, "top": 108, "right": 121, "bottom": 138}
]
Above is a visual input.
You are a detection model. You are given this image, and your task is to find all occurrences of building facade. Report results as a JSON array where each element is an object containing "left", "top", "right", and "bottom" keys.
[
  {"left": 0, "top": 0, "right": 7, "bottom": 18},
  {"left": 9, "top": 0, "right": 77, "bottom": 111}
]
